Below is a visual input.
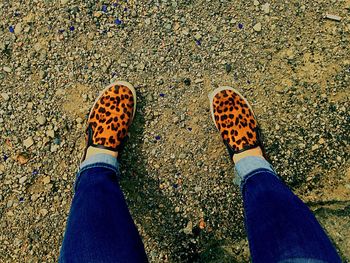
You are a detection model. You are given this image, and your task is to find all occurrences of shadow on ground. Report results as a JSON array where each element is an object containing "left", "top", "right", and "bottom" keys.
[{"left": 119, "top": 92, "right": 247, "bottom": 262}]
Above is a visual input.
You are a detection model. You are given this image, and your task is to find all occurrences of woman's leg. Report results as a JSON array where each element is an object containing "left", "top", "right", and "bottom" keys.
[
  {"left": 59, "top": 154, "right": 148, "bottom": 263},
  {"left": 236, "top": 156, "right": 341, "bottom": 263},
  {"left": 208, "top": 86, "right": 341, "bottom": 262}
]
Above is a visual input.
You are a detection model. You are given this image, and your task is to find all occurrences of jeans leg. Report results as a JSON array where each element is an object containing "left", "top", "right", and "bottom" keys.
[
  {"left": 235, "top": 157, "right": 341, "bottom": 263},
  {"left": 59, "top": 154, "right": 148, "bottom": 263}
]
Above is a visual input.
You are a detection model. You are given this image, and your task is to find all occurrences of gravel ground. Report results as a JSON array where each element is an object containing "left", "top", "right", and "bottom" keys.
[{"left": 0, "top": 0, "right": 349, "bottom": 262}]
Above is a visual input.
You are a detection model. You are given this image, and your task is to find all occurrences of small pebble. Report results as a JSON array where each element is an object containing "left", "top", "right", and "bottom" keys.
[
  {"left": 325, "top": 14, "right": 342, "bottom": 22},
  {"left": 19, "top": 176, "right": 28, "bottom": 184},
  {"left": 253, "top": 22, "right": 262, "bottom": 32},
  {"left": 3, "top": 67, "right": 11, "bottom": 73},
  {"left": 311, "top": 144, "right": 319, "bottom": 151},
  {"left": 36, "top": 115, "right": 46, "bottom": 125},
  {"left": 14, "top": 23, "right": 22, "bottom": 34},
  {"left": 23, "top": 137, "right": 34, "bottom": 148},
  {"left": 42, "top": 176, "right": 51, "bottom": 185},
  {"left": 261, "top": 3, "right": 270, "bottom": 14},
  {"left": 1, "top": 92, "right": 10, "bottom": 101},
  {"left": 40, "top": 208, "right": 48, "bottom": 217},
  {"left": 194, "top": 33, "right": 201, "bottom": 40},
  {"left": 47, "top": 130, "right": 55, "bottom": 138},
  {"left": 183, "top": 221, "right": 193, "bottom": 235},
  {"left": 137, "top": 63, "right": 145, "bottom": 70}
]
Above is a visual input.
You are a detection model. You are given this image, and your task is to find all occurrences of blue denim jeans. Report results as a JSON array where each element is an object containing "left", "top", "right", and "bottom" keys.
[
  {"left": 59, "top": 154, "right": 341, "bottom": 263},
  {"left": 59, "top": 154, "right": 148, "bottom": 263},
  {"left": 236, "top": 157, "right": 341, "bottom": 263}
]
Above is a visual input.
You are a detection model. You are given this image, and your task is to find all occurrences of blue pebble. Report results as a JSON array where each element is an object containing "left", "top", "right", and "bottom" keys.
[
  {"left": 9, "top": 26, "right": 14, "bottom": 33},
  {"left": 115, "top": 19, "right": 122, "bottom": 25},
  {"left": 54, "top": 138, "right": 61, "bottom": 145}
]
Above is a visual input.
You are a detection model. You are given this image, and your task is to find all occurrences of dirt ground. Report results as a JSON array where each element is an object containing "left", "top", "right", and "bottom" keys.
[{"left": 0, "top": 0, "right": 349, "bottom": 262}]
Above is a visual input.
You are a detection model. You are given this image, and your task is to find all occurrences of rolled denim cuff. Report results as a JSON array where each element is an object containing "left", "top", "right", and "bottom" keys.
[
  {"left": 78, "top": 153, "right": 120, "bottom": 178},
  {"left": 234, "top": 156, "right": 277, "bottom": 187},
  {"left": 74, "top": 154, "right": 120, "bottom": 192}
]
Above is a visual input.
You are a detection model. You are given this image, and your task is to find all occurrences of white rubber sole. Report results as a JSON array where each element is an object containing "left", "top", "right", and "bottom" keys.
[
  {"left": 88, "top": 80, "right": 137, "bottom": 120},
  {"left": 208, "top": 86, "right": 256, "bottom": 130}
]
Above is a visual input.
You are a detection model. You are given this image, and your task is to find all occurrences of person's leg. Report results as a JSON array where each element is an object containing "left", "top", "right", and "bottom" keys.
[
  {"left": 208, "top": 87, "right": 341, "bottom": 263},
  {"left": 235, "top": 157, "right": 341, "bottom": 263},
  {"left": 60, "top": 81, "right": 148, "bottom": 262},
  {"left": 59, "top": 154, "right": 148, "bottom": 263}
]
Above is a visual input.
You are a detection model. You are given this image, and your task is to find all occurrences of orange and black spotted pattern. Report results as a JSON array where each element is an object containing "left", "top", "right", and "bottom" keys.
[
  {"left": 86, "top": 85, "right": 134, "bottom": 149},
  {"left": 213, "top": 89, "right": 258, "bottom": 153}
]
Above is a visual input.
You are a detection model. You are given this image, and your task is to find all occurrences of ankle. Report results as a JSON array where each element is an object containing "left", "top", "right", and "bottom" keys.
[
  {"left": 232, "top": 147, "right": 264, "bottom": 164},
  {"left": 85, "top": 146, "right": 118, "bottom": 161}
]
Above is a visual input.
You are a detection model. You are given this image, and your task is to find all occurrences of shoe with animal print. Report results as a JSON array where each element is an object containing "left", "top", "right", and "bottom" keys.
[
  {"left": 83, "top": 81, "right": 136, "bottom": 160},
  {"left": 208, "top": 86, "right": 264, "bottom": 159}
]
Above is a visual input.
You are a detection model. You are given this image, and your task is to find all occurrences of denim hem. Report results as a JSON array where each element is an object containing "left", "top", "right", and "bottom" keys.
[
  {"left": 75, "top": 154, "right": 120, "bottom": 191},
  {"left": 234, "top": 156, "right": 276, "bottom": 186},
  {"left": 80, "top": 153, "right": 119, "bottom": 170}
]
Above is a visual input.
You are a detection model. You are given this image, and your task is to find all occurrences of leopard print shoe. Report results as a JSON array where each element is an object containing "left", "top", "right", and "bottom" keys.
[
  {"left": 209, "top": 86, "right": 263, "bottom": 159},
  {"left": 83, "top": 81, "right": 137, "bottom": 159}
]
